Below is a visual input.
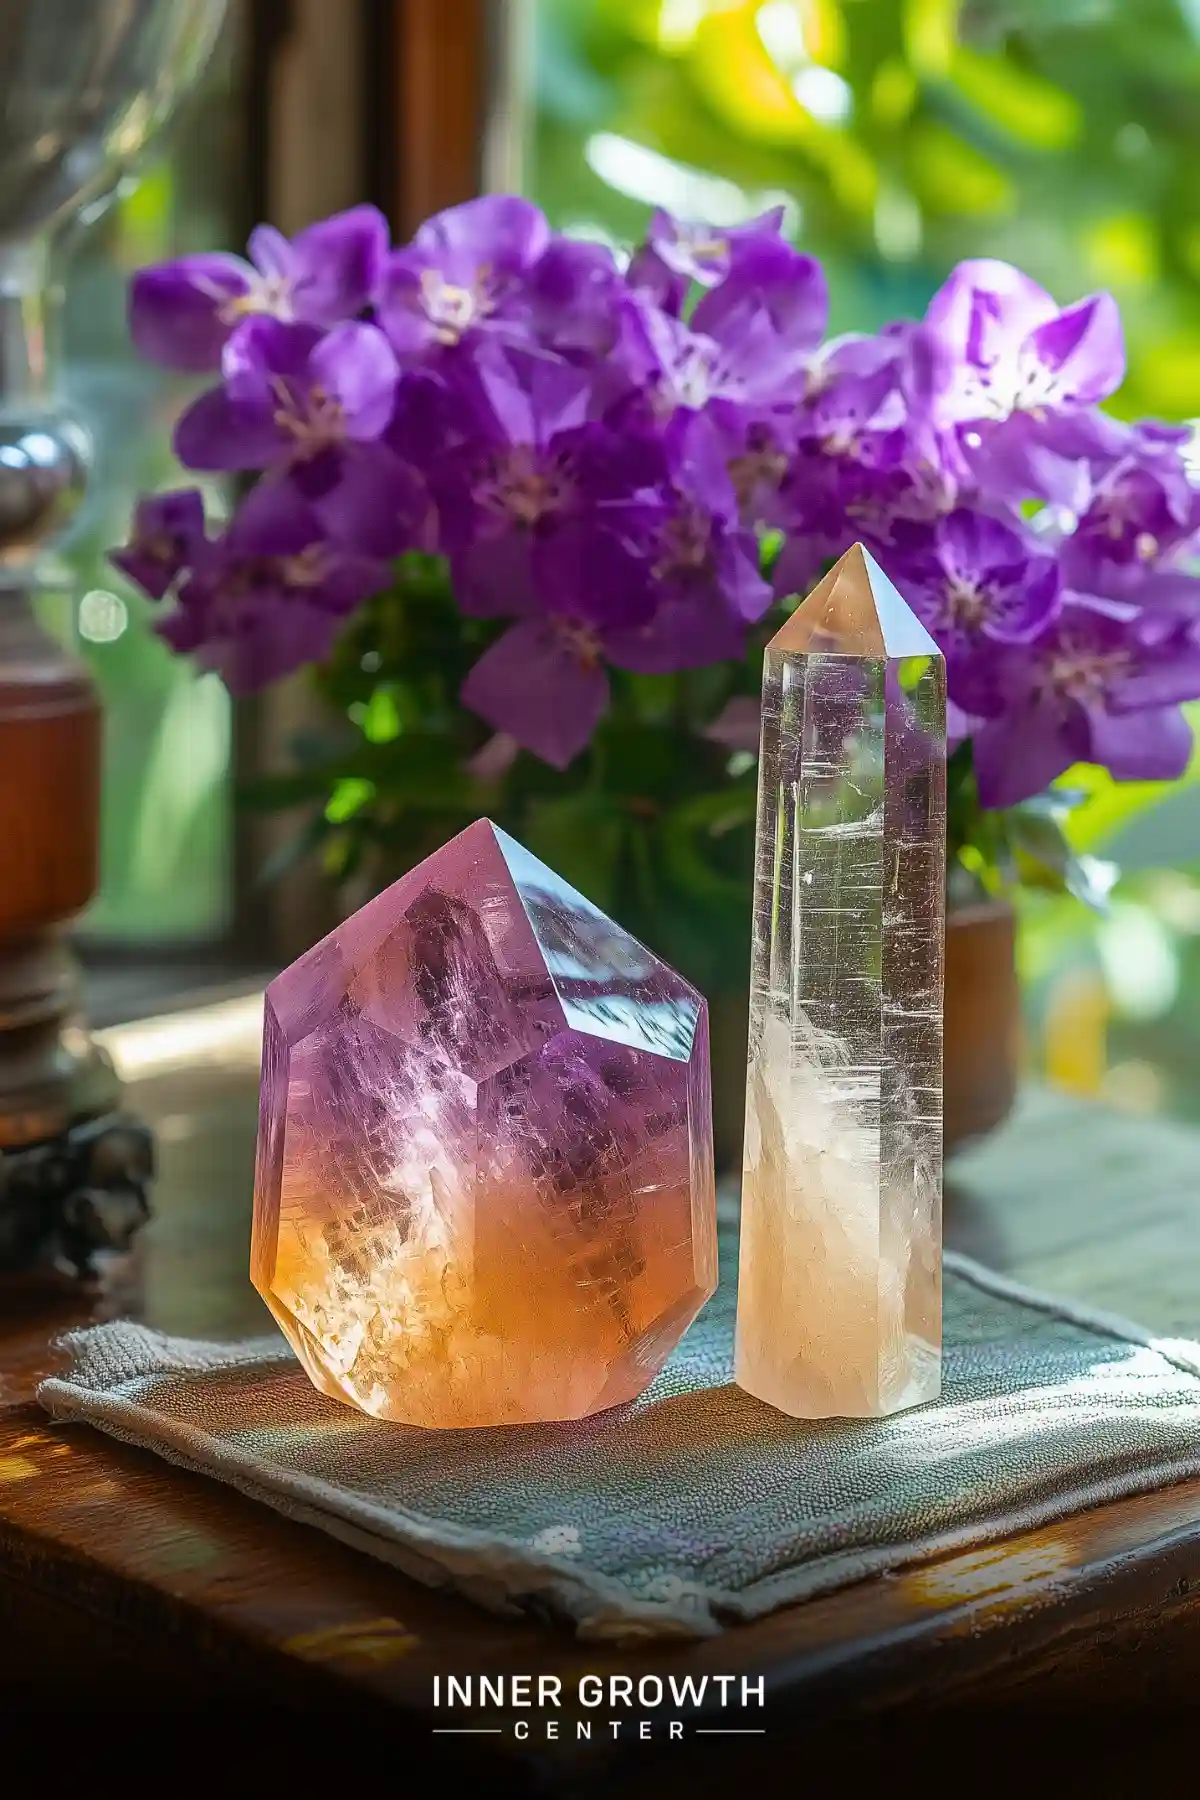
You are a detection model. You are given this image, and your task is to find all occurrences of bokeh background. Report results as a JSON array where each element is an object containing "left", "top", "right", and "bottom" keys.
[{"left": 69, "top": 0, "right": 1200, "bottom": 1120}]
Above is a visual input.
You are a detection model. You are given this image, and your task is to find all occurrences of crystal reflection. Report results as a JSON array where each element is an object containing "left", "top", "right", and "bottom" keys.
[{"left": 497, "top": 828, "right": 700, "bottom": 1062}]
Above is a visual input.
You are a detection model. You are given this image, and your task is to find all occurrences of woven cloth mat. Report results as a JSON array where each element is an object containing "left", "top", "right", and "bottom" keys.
[{"left": 37, "top": 1202, "right": 1200, "bottom": 1643}]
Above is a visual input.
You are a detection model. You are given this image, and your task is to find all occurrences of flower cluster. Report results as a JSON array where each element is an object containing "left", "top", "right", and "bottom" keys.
[{"left": 115, "top": 197, "right": 1200, "bottom": 806}]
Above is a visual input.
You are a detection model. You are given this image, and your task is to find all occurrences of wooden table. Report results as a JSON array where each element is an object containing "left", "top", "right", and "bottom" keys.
[{"left": 1, "top": 990, "right": 1198, "bottom": 1787}]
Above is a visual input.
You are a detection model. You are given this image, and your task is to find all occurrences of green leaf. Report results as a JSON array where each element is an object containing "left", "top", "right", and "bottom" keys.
[
  {"left": 1008, "top": 805, "right": 1073, "bottom": 884},
  {"left": 1061, "top": 710, "right": 1200, "bottom": 852},
  {"left": 1008, "top": 802, "right": 1120, "bottom": 912},
  {"left": 361, "top": 687, "right": 403, "bottom": 744},
  {"left": 324, "top": 777, "right": 376, "bottom": 824},
  {"left": 347, "top": 733, "right": 474, "bottom": 808},
  {"left": 950, "top": 46, "right": 1081, "bottom": 150},
  {"left": 657, "top": 788, "right": 756, "bottom": 913}
]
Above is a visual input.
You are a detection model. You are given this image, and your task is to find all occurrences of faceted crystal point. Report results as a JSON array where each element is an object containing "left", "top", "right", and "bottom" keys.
[
  {"left": 735, "top": 543, "right": 946, "bottom": 1420},
  {"left": 252, "top": 819, "right": 717, "bottom": 1427}
]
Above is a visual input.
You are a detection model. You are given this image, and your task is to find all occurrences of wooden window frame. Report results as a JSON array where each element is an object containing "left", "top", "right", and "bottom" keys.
[{"left": 235, "top": 0, "right": 524, "bottom": 969}]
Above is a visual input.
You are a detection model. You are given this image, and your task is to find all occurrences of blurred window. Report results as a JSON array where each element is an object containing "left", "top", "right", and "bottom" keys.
[{"left": 54, "top": 14, "right": 246, "bottom": 948}]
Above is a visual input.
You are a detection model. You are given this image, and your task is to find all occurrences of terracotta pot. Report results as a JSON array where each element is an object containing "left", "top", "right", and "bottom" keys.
[
  {"left": 942, "top": 899, "right": 1021, "bottom": 1154},
  {"left": 707, "top": 899, "right": 1020, "bottom": 1171}
]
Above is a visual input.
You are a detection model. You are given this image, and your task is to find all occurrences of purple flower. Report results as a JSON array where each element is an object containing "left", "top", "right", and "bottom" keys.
[
  {"left": 604, "top": 501, "right": 767, "bottom": 673},
  {"left": 456, "top": 416, "right": 768, "bottom": 767},
  {"left": 796, "top": 358, "right": 907, "bottom": 465},
  {"left": 109, "top": 489, "right": 209, "bottom": 599},
  {"left": 922, "top": 259, "right": 1126, "bottom": 505},
  {"left": 776, "top": 329, "right": 964, "bottom": 565},
  {"left": 173, "top": 317, "right": 399, "bottom": 496},
  {"left": 427, "top": 346, "right": 665, "bottom": 621},
  {"left": 626, "top": 236, "right": 828, "bottom": 429},
  {"left": 925, "top": 259, "right": 1124, "bottom": 424},
  {"left": 771, "top": 457, "right": 915, "bottom": 598},
  {"left": 520, "top": 237, "right": 646, "bottom": 364},
  {"left": 1111, "top": 568, "right": 1200, "bottom": 623},
  {"left": 379, "top": 196, "right": 550, "bottom": 361},
  {"left": 119, "top": 196, "right": 1200, "bottom": 806},
  {"left": 129, "top": 206, "right": 389, "bottom": 373},
  {"left": 1060, "top": 433, "right": 1200, "bottom": 592},
  {"left": 628, "top": 206, "right": 788, "bottom": 311},
  {"left": 691, "top": 234, "right": 827, "bottom": 366},
  {"left": 889, "top": 509, "right": 1061, "bottom": 676},
  {"left": 159, "top": 479, "right": 389, "bottom": 692},
  {"left": 460, "top": 528, "right": 759, "bottom": 770},
  {"left": 459, "top": 485, "right": 766, "bottom": 767},
  {"left": 726, "top": 416, "right": 800, "bottom": 532},
  {"left": 703, "top": 694, "right": 762, "bottom": 755},
  {"left": 461, "top": 616, "right": 610, "bottom": 769},
  {"left": 958, "top": 596, "right": 1200, "bottom": 807}
]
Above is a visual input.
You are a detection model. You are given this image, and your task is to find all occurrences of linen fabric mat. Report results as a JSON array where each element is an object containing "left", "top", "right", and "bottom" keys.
[{"left": 37, "top": 1204, "right": 1200, "bottom": 1643}]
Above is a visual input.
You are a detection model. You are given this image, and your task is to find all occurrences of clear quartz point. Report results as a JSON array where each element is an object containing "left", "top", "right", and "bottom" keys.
[{"left": 735, "top": 543, "right": 946, "bottom": 1419}]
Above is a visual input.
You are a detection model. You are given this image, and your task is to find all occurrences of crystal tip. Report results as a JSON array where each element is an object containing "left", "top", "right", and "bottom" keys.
[{"left": 770, "top": 542, "right": 942, "bottom": 660}]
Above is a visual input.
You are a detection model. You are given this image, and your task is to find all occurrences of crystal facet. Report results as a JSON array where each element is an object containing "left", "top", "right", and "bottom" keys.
[
  {"left": 252, "top": 819, "right": 717, "bottom": 1426},
  {"left": 735, "top": 543, "right": 946, "bottom": 1419}
]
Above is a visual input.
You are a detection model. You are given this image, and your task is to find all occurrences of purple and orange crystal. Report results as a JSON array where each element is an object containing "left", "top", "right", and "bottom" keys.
[{"left": 251, "top": 819, "right": 717, "bottom": 1426}]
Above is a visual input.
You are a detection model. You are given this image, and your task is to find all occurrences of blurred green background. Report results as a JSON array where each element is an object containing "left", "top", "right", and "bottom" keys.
[
  {"left": 530, "top": 0, "right": 1200, "bottom": 1127},
  {"left": 80, "top": 0, "right": 1200, "bottom": 1118}
]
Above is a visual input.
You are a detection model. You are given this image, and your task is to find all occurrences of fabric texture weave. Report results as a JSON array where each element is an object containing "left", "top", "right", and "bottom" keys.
[{"left": 37, "top": 1203, "right": 1200, "bottom": 1642}]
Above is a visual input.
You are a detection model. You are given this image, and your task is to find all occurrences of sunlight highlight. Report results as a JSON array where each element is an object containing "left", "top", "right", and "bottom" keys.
[
  {"left": 99, "top": 991, "right": 264, "bottom": 1079},
  {"left": 584, "top": 131, "right": 798, "bottom": 231}
]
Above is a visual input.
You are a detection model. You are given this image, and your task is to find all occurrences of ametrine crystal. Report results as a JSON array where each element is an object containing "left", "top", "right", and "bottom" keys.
[
  {"left": 251, "top": 819, "right": 717, "bottom": 1427},
  {"left": 735, "top": 544, "right": 946, "bottom": 1419}
]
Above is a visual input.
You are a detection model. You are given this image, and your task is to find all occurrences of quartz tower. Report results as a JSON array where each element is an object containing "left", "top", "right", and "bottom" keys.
[{"left": 735, "top": 544, "right": 946, "bottom": 1418}]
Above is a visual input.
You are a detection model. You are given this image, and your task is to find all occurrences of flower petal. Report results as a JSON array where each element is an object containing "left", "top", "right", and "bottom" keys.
[
  {"left": 222, "top": 316, "right": 321, "bottom": 399},
  {"left": 310, "top": 322, "right": 399, "bottom": 438},
  {"left": 1026, "top": 292, "right": 1124, "bottom": 407},
  {"left": 1084, "top": 704, "right": 1193, "bottom": 781},
  {"left": 247, "top": 225, "right": 295, "bottom": 283},
  {"left": 225, "top": 477, "right": 320, "bottom": 556},
  {"left": 450, "top": 530, "right": 539, "bottom": 618},
  {"left": 315, "top": 445, "right": 432, "bottom": 558},
  {"left": 533, "top": 519, "right": 659, "bottom": 628},
  {"left": 460, "top": 618, "right": 608, "bottom": 768},
  {"left": 289, "top": 204, "right": 390, "bottom": 321},
  {"left": 703, "top": 695, "right": 761, "bottom": 754},
  {"left": 693, "top": 237, "right": 827, "bottom": 356},
  {"left": 468, "top": 342, "right": 593, "bottom": 447},
  {"left": 109, "top": 488, "right": 209, "bottom": 599},
  {"left": 604, "top": 589, "right": 746, "bottom": 674},
  {"left": 161, "top": 587, "right": 341, "bottom": 693},
  {"left": 972, "top": 705, "right": 1080, "bottom": 808},
  {"left": 129, "top": 254, "right": 253, "bottom": 372},
  {"left": 413, "top": 195, "right": 550, "bottom": 283},
  {"left": 172, "top": 385, "right": 284, "bottom": 471},
  {"left": 925, "top": 259, "right": 1057, "bottom": 364}
]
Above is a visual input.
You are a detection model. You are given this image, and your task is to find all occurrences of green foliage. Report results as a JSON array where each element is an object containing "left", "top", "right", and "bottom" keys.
[
  {"left": 946, "top": 746, "right": 1118, "bottom": 911},
  {"left": 252, "top": 1, "right": 1200, "bottom": 988},
  {"left": 250, "top": 555, "right": 768, "bottom": 994},
  {"left": 256, "top": 563, "right": 1125, "bottom": 998},
  {"left": 534, "top": 0, "right": 1200, "bottom": 417}
]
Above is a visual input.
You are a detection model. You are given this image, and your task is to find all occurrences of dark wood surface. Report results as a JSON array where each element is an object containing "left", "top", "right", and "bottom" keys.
[{"left": 1, "top": 990, "right": 1199, "bottom": 1786}]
